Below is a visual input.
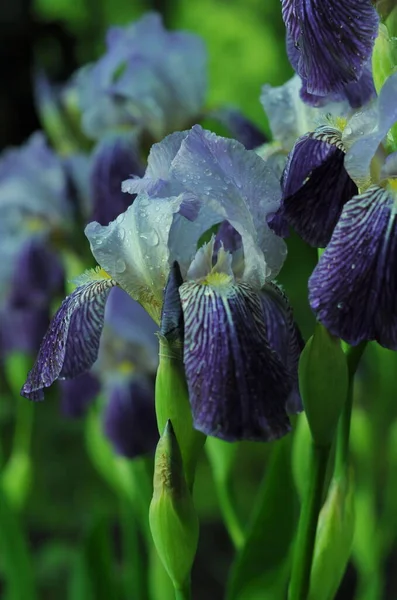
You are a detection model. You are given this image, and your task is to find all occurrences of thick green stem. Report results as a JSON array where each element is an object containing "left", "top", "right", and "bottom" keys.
[
  {"left": 335, "top": 343, "right": 367, "bottom": 480},
  {"left": 174, "top": 579, "right": 191, "bottom": 600},
  {"left": 288, "top": 443, "right": 330, "bottom": 600}
]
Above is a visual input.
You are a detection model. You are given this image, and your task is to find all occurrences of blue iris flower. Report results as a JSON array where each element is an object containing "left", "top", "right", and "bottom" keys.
[{"left": 22, "top": 126, "right": 303, "bottom": 442}]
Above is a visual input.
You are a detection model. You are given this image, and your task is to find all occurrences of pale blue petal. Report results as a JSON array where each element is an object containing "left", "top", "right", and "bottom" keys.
[
  {"left": 170, "top": 125, "right": 286, "bottom": 287},
  {"left": 85, "top": 193, "right": 182, "bottom": 323},
  {"left": 344, "top": 72, "right": 397, "bottom": 183}
]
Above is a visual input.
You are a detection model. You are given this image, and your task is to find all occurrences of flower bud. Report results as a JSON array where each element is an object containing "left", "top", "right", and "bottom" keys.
[
  {"left": 309, "top": 471, "right": 355, "bottom": 600},
  {"left": 155, "top": 337, "right": 205, "bottom": 489},
  {"left": 298, "top": 324, "right": 348, "bottom": 447},
  {"left": 149, "top": 421, "right": 199, "bottom": 591}
]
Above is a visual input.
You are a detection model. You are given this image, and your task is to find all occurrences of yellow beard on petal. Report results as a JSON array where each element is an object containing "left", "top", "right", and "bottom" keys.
[{"left": 201, "top": 271, "right": 233, "bottom": 290}]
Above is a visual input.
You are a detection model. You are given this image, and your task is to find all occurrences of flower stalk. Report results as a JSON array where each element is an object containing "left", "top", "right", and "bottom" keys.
[{"left": 288, "top": 442, "right": 330, "bottom": 600}]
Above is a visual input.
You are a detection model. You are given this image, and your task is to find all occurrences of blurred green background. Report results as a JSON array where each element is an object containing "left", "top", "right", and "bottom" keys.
[{"left": 1, "top": 1, "right": 397, "bottom": 599}]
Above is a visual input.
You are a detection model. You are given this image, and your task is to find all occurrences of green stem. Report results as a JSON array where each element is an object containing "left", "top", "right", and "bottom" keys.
[
  {"left": 174, "top": 579, "right": 191, "bottom": 600},
  {"left": 288, "top": 443, "right": 330, "bottom": 600},
  {"left": 215, "top": 477, "right": 244, "bottom": 550},
  {"left": 14, "top": 401, "right": 34, "bottom": 454},
  {"left": 335, "top": 343, "right": 367, "bottom": 480},
  {"left": 119, "top": 498, "right": 148, "bottom": 600}
]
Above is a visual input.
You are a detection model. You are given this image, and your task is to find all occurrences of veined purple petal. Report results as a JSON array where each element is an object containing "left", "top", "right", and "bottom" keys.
[
  {"left": 160, "top": 262, "right": 184, "bottom": 341},
  {"left": 103, "top": 376, "right": 157, "bottom": 458},
  {"left": 60, "top": 372, "right": 100, "bottom": 417},
  {"left": 90, "top": 134, "right": 144, "bottom": 226},
  {"left": 179, "top": 280, "right": 292, "bottom": 442},
  {"left": 209, "top": 107, "right": 268, "bottom": 150},
  {"left": 260, "top": 283, "right": 304, "bottom": 413},
  {"left": 21, "top": 274, "right": 117, "bottom": 400},
  {"left": 309, "top": 186, "right": 397, "bottom": 348},
  {"left": 279, "top": 127, "right": 357, "bottom": 247},
  {"left": 282, "top": 0, "right": 379, "bottom": 97}
]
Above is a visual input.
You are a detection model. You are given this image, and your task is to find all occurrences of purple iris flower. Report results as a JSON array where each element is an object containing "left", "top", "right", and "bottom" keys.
[
  {"left": 73, "top": 12, "right": 264, "bottom": 151},
  {"left": 22, "top": 125, "right": 302, "bottom": 442},
  {"left": 281, "top": 0, "right": 379, "bottom": 107},
  {"left": 60, "top": 287, "right": 159, "bottom": 458},
  {"left": 0, "top": 134, "right": 72, "bottom": 356},
  {"left": 75, "top": 13, "right": 207, "bottom": 142},
  {"left": 308, "top": 72, "right": 397, "bottom": 348}
]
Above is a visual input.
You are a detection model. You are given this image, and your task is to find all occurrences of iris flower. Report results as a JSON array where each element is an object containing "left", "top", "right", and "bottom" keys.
[
  {"left": 73, "top": 12, "right": 265, "bottom": 150},
  {"left": 309, "top": 72, "right": 397, "bottom": 349},
  {"left": 22, "top": 126, "right": 302, "bottom": 442}
]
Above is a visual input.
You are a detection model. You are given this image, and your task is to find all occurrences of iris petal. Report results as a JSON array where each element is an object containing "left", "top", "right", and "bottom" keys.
[
  {"left": 85, "top": 193, "right": 181, "bottom": 322},
  {"left": 180, "top": 280, "right": 292, "bottom": 442},
  {"left": 90, "top": 134, "right": 144, "bottom": 225},
  {"left": 103, "top": 376, "right": 157, "bottom": 458},
  {"left": 345, "top": 72, "right": 397, "bottom": 184},
  {"left": 60, "top": 372, "right": 101, "bottom": 417},
  {"left": 260, "top": 283, "right": 304, "bottom": 413},
  {"left": 309, "top": 186, "right": 397, "bottom": 348},
  {"left": 171, "top": 125, "right": 286, "bottom": 285},
  {"left": 282, "top": 0, "right": 379, "bottom": 97},
  {"left": 21, "top": 275, "right": 116, "bottom": 400},
  {"left": 279, "top": 129, "right": 357, "bottom": 246}
]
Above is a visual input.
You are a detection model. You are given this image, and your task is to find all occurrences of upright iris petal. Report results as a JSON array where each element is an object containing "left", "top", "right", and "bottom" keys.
[
  {"left": 180, "top": 278, "right": 292, "bottom": 441},
  {"left": 21, "top": 271, "right": 116, "bottom": 400},
  {"left": 281, "top": 0, "right": 379, "bottom": 98},
  {"left": 90, "top": 134, "right": 144, "bottom": 226},
  {"left": 309, "top": 186, "right": 397, "bottom": 348},
  {"left": 275, "top": 125, "right": 358, "bottom": 246}
]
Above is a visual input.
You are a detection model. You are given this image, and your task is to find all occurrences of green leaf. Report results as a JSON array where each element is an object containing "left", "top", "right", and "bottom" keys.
[
  {"left": 226, "top": 437, "right": 297, "bottom": 600},
  {"left": 206, "top": 438, "right": 244, "bottom": 549},
  {"left": 299, "top": 324, "right": 348, "bottom": 447},
  {"left": 69, "top": 515, "right": 118, "bottom": 600},
  {"left": 0, "top": 486, "right": 37, "bottom": 600}
]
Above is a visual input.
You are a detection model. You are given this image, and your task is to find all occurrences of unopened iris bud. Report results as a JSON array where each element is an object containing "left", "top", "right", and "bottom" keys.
[
  {"left": 156, "top": 263, "right": 205, "bottom": 489},
  {"left": 149, "top": 420, "right": 199, "bottom": 592},
  {"left": 309, "top": 471, "right": 355, "bottom": 600},
  {"left": 298, "top": 324, "right": 348, "bottom": 447},
  {"left": 156, "top": 337, "right": 205, "bottom": 490}
]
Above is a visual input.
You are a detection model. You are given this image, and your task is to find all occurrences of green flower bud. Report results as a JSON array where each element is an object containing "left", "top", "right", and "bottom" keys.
[
  {"left": 156, "top": 337, "right": 205, "bottom": 489},
  {"left": 309, "top": 471, "right": 355, "bottom": 600},
  {"left": 298, "top": 325, "right": 348, "bottom": 447},
  {"left": 149, "top": 421, "right": 199, "bottom": 592}
]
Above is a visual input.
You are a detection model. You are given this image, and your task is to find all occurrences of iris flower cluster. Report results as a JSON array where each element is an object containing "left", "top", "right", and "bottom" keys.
[
  {"left": 0, "top": 12, "right": 277, "bottom": 456},
  {"left": 10, "top": 0, "right": 393, "bottom": 459}
]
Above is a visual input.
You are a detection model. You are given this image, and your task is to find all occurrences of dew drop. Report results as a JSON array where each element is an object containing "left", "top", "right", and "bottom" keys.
[
  {"left": 115, "top": 258, "right": 126, "bottom": 273},
  {"left": 337, "top": 301, "right": 344, "bottom": 310}
]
